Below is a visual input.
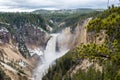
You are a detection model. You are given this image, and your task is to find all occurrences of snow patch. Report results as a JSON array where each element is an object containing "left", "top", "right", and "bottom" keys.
[{"left": 29, "top": 48, "right": 43, "bottom": 56}]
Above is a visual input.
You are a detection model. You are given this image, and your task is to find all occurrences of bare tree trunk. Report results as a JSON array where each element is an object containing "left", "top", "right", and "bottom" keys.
[
  {"left": 102, "top": 66, "right": 104, "bottom": 80},
  {"left": 115, "top": 0, "right": 120, "bottom": 6}
]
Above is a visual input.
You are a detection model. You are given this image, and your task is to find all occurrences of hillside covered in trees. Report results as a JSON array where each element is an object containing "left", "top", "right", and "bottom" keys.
[
  {"left": 0, "top": 13, "right": 48, "bottom": 31},
  {"left": 42, "top": 6, "right": 120, "bottom": 80},
  {"left": 33, "top": 8, "right": 100, "bottom": 32}
]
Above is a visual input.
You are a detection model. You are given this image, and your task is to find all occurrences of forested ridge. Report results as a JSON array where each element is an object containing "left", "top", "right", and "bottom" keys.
[
  {"left": 43, "top": 6, "right": 120, "bottom": 80},
  {"left": 52, "top": 11, "right": 100, "bottom": 32},
  {"left": 0, "top": 13, "right": 48, "bottom": 31}
]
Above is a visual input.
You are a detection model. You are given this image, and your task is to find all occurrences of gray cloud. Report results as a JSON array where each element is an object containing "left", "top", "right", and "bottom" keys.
[{"left": 0, "top": 0, "right": 119, "bottom": 12}]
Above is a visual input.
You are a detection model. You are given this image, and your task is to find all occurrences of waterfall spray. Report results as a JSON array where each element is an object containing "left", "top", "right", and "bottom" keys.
[{"left": 33, "top": 34, "right": 69, "bottom": 80}]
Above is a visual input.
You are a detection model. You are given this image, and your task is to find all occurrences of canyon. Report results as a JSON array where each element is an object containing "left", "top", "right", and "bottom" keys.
[
  {"left": 0, "top": 15, "right": 94, "bottom": 80},
  {"left": 1, "top": 6, "right": 119, "bottom": 80}
]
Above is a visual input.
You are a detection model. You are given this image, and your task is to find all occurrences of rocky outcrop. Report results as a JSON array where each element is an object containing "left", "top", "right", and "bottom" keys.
[
  {"left": 56, "top": 18, "right": 92, "bottom": 50},
  {"left": 19, "top": 24, "right": 50, "bottom": 48},
  {"left": 56, "top": 27, "right": 73, "bottom": 51},
  {"left": 71, "top": 18, "right": 91, "bottom": 46},
  {"left": 0, "top": 27, "right": 11, "bottom": 44},
  {"left": 87, "top": 30, "right": 106, "bottom": 44},
  {"left": 0, "top": 22, "right": 50, "bottom": 80},
  {"left": 0, "top": 49, "right": 4, "bottom": 61},
  {"left": 56, "top": 18, "right": 106, "bottom": 51}
]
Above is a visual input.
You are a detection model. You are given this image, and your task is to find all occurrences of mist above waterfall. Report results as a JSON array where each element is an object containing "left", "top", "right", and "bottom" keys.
[{"left": 33, "top": 33, "right": 69, "bottom": 80}]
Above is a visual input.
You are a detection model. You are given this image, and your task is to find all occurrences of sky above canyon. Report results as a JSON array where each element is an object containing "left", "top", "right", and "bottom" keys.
[{"left": 0, "top": 0, "right": 119, "bottom": 12}]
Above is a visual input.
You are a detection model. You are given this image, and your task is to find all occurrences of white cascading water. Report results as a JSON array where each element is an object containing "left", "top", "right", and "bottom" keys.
[{"left": 33, "top": 34, "right": 68, "bottom": 80}]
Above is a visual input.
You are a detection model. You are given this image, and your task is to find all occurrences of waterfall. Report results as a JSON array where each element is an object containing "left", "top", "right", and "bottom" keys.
[{"left": 33, "top": 34, "right": 68, "bottom": 80}]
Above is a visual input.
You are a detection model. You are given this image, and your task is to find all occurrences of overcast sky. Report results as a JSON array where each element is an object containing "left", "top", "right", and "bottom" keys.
[{"left": 0, "top": 0, "right": 119, "bottom": 12}]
